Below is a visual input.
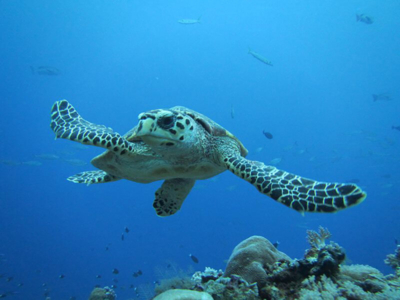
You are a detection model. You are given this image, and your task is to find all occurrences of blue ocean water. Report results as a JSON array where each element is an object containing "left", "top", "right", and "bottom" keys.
[{"left": 1, "top": 0, "right": 399, "bottom": 299}]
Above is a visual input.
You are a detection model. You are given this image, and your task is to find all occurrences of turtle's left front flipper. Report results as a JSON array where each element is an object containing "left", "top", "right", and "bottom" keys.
[{"left": 223, "top": 155, "right": 366, "bottom": 213}]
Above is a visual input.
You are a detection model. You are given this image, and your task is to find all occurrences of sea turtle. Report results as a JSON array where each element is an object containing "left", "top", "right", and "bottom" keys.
[{"left": 50, "top": 100, "right": 366, "bottom": 217}]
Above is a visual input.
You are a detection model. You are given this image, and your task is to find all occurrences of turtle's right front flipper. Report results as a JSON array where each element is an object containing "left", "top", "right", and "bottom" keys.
[
  {"left": 223, "top": 154, "right": 366, "bottom": 214},
  {"left": 50, "top": 100, "right": 135, "bottom": 155}
]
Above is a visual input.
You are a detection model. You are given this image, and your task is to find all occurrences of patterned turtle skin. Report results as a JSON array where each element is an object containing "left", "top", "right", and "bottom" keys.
[{"left": 50, "top": 100, "right": 366, "bottom": 217}]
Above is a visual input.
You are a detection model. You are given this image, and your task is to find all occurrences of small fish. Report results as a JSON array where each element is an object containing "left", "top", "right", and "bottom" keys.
[
  {"left": 395, "top": 239, "right": 399, "bottom": 246},
  {"left": 70, "top": 297, "right": 77, "bottom": 300},
  {"left": 230, "top": 105, "right": 235, "bottom": 119},
  {"left": 121, "top": 234, "right": 124, "bottom": 241},
  {"left": 0, "top": 160, "right": 21, "bottom": 166},
  {"left": 30, "top": 66, "right": 62, "bottom": 76},
  {"left": 178, "top": 17, "right": 201, "bottom": 24},
  {"left": 111, "top": 284, "right": 117, "bottom": 289},
  {"left": 59, "top": 274, "right": 65, "bottom": 279},
  {"left": 189, "top": 254, "right": 199, "bottom": 263},
  {"left": 113, "top": 278, "right": 119, "bottom": 283},
  {"left": 263, "top": 130, "right": 273, "bottom": 139},
  {"left": 112, "top": 268, "right": 119, "bottom": 274},
  {"left": 22, "top": 160, "right": 42, "bottom": 166},
  {"left": 372, "top": 93, "right": 392, "bottom": 101},
  {"left": 124, "top": 227, "right": 130, "bottom": 233},
  {"left": 392, "top": 126, "right": 400, "bottom": 131},
  {"left": 6, "top": 277, "right": 13, "bottom": 282},
  {"left": 34, "top": 154, "right": 60, "bottom": 160},
  {"left": 95, "top": 275, "right": 102, "bottom": 279},
  {"left": 132, "top": 270, "right": 143, "bottom": 277},
  {"left": 248, "top": 48, "right": 273, "bottom": 66},
  {"left": 356, "top": 14, "right": 374, "bottom": 25},
  {"left": 273, "top": 241, "right": 280, "bottom": 249}
]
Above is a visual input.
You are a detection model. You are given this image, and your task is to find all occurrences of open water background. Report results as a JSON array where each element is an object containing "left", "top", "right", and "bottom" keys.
[{"left": 0, "top": 0, "right": 399, "bottom": 299}]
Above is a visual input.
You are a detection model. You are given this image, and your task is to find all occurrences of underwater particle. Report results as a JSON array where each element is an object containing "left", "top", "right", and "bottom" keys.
[
  {"left": 112, "top": 278, "right": 118, "bottom": 283},
  {"left": 112, "top": 268, "right": 119, "bottom": 274},
  {"left": 96, "top": 275, "right": 102, "bottom": 279},
  {"left": 59, "top": 274, "right": 65, "bottom": 279},
  {"left": 189, "top": 254, "right": 199, "bottom": 263},
  {"left": 231, "top": 105, "right": 235, "bottom": 119},
  {"left": 124, "top": 227, "right": 130, "bottom": 233},
  {"left": 121, "top": 233, "right": 124, "bottom": 241},
  {"left": 17, "top": 283, "right": 23, "bottom": 287},
  {"left": 6, "top": 277, "right": 13, "bottom": 282},
  {"left": 263, "top": 130, "right": 273, "bottom": 139},
  {"left": 69, "top": 297, "right": 76, "bottom": 300}
]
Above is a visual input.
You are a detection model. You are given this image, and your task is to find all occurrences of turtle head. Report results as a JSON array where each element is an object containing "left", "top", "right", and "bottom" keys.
[{"left": 130, "top": 109, "right": 198, "bottom": 154}]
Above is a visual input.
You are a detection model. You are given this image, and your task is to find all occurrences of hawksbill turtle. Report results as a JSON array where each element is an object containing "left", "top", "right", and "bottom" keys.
[{"left": 50, "top": 100, "right": 366, "bottom": 217}]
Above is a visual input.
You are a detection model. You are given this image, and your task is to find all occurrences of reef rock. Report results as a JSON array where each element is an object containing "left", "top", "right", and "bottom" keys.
[
  {"left": 224, "top": 236, "right": 291, "bottom": 290},
  {"left": 88, "top": 286, "right": 116, "bottom": 300}
]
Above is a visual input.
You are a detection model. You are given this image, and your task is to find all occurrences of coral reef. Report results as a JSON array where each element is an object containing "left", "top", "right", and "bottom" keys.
[
  {"left": 88, "top": 286, "right": 116, "bottom": 300},
  {"left": 193, "top": 269, "right": 259, "bottom": 300},
  {"left": 385, "top": 245, "right": 400, "bottom": 277},
  {"left": 88, "top": 229, "right": 400, "bottom": 299}
]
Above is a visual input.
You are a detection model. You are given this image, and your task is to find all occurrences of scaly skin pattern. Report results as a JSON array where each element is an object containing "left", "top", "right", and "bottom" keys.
[
  {"left": 67, "top": 170, "right": 120, "bottom": 185},
  {"left": 221, "top": 148, "right": 366, "bottom": 213},
  {"left": 51, "top": 100, "right": 136, "bottom": 155}
]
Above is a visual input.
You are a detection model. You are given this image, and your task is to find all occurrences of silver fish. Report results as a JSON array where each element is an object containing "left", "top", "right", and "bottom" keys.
[
  {"left": 248, "top": 48, "right": 273, "bottom": 66},
  {"left": 178, "top": 17, "right": 201, "bottom": 24}
]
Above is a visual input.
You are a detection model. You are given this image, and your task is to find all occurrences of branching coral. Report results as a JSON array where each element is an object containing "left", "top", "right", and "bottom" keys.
[
  {"left": 384, "top": 245, "right": 400, "bottom": 277},
  {"left": 306, "top": 226, "right": 331, "bottom": 250}
]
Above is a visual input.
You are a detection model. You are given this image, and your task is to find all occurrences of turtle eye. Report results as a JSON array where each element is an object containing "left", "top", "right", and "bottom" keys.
[{"left": 158, "top": 115, "right": 176, "bottom": 129}]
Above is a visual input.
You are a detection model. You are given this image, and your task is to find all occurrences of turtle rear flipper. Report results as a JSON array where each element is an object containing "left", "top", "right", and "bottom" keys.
[
  {"left": 153, "top": 178, "right": 196, "bottom": 217},
  {"left": 50, "top": 100, "right": 135, "bottom": 155},
  {"left": 223, "top": 155, "right": 366, "bottom": 213},
  {"left": 68, "top": 170, "right": 120, "bottom": 186}
]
